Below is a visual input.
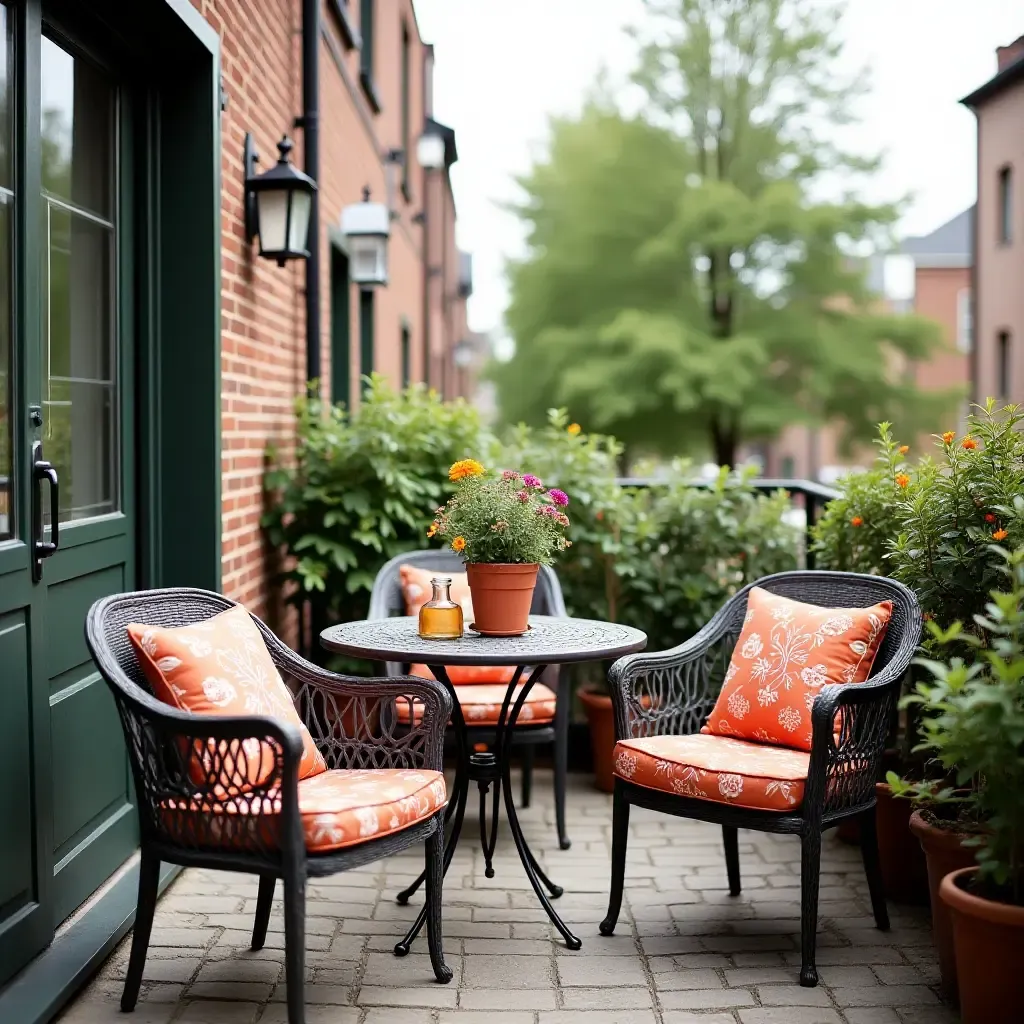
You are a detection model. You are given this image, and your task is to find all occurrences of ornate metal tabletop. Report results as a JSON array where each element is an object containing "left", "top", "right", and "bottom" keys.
[{"left": 320, "top": 614, "right": 647, "bottom": 666}]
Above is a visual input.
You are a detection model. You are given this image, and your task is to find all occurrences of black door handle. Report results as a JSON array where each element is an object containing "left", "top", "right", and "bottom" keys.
[{"left": 31, "top": 440, "right": 59, "bottom": 581}]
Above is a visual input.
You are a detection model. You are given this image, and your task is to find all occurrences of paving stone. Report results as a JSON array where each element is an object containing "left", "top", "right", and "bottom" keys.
[
  {"left": 538, "top": 1013, "right": 657, "bottom": 1024},
  {"left": 660, "top": 988, "right": 756, "bottom": 1009},
  {"left": 831, "top": 986, "right": 941, "bottom": 1007},
  {"left": 661, "top": 1015, "right": 736, "bottom": 1024},
  {"left": 57, "top": 1000, "right": 175, "bottom": 1024},
  {"left": 187, "top": 982, "right": 274, "bottom": 1002},
  {"left": 843, "top": 1010, "right": 902, "bottom": 1024},
  {"left": 816, "top": 966, "right": 877, "bottom": 986},
  {"left": 363, "top": 1011, "right": 433, "bottom": 1024},
  {"left": 459, "top": 989, "right": 558, "bottom": 1010},
  {"left": 463, "top": 952, "right": 553, "bottom": 988},
  {"left": 438, "top": 1014, "right": 535, "bottom": 1024},
  {"left": 560, "top": 987, "right": 655, "bottom": 1010},
  {"left": 737, "top": 1011, "right": 842, "bottom": 1024},
  {"left": 556, "top": 954, "right": 647, "bottom": 988},
  {"left": 175, "top": 1002, "right": 261, "bottom": 1024},
  {"left": 653, "top": 967, "right": 725, "bottom": 990},
  {"left": 357, "top": 985, "right": 459, "bottom": 1008},
  {"left": 724, "top": 967, "right": 794, "bottom": 986},
  {"left": 755, "top": 984, "right": 833, "bottom": 1005},
  {"left": 257, "top": 1009, "right": 359, "bottom": 1024}
]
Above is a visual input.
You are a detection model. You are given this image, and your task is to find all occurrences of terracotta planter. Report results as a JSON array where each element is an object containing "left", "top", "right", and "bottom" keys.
[
  {"left": 465, "top": 562, "right": 539, "bottom": 636},
  {"left": 578, "top": 686, "right": 616, "bottom": 793},
  {"left": 940, "top": 867, "right": 1024, "bottom": 1024},
  {"left": 875, "top": 783, "right": 929, "bottom": 905},
  {"left": 909, "top": 809, "right": 977, "bottom": 1001}
]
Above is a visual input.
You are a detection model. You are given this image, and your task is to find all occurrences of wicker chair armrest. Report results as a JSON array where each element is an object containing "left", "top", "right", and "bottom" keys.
[{"left": 257, "top": 628, "right": 451, "bottom": 771}]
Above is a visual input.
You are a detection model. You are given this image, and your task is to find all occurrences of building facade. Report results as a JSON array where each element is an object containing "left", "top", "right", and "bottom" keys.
[
  {"left": 0, "top": 2, "right": 469, "bottom": 1018},
  {"left": 963, "top": 34, "right": 1024, "bottom": 406}
]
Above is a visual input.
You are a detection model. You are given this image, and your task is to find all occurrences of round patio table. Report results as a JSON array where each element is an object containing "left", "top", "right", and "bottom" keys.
[{"left": 320, "top": 614, "right": 646, "bottom": 951}]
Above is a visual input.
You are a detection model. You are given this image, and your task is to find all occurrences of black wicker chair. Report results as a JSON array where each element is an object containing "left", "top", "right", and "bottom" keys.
[
  {"left": 599, "top": 570, "right": 921, "bottom": 987},
  {"left": 368, "top": 550, "right": 573, "bottom": 849},
  {"left": 85, "top": 587, "right": 454, "bottom": 1024}
]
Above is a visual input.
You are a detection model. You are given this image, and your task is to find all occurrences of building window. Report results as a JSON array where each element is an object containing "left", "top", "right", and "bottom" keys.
[
  {"left": 330, "top": 248, "right": 350, "bottom": 406},
  {"left": 997, "top": 330, "right": 1011, "bottom": 400},
  {"left": 780, "top": 455, "right": 795, "bottom": 479},
  {"left": 359, "top": 288, "right": 374, "bottom": 393},
  {"left": 401, "top": 324, "right": 411, "bottom": 387},
  {"left": 956, "top": 288, "right": 973, "bottom": 353},
  {"left": 327, "top": 0, "right": 360, "bottom": 50},
  {"left": 359, "top": 0, "right": 381, "bottom": 112},
  {"left": 998, "top": 166, "right": 1013, "bottom": 245},
  {"left": 400, "top": 21, "right": 411, "bottom": 198}
]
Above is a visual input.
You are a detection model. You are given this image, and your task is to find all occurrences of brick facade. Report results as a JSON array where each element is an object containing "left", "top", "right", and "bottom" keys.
[{"left": 186, "top": 0, "right": 468, "bottom": 633}]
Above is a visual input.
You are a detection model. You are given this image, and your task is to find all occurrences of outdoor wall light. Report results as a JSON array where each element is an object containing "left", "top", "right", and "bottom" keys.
[
  {"left": 416, "top": 128, "right": 447, "bottom": 171},
  {"left": 244, "top": 133, "right": 317, "bottom": 266},
  {"left": 341, "top": 187, "right": 391, "bottom": 286}
]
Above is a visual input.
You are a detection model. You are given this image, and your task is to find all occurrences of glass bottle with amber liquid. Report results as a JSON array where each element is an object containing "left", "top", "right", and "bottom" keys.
[{"left": 418, "top": 577, "right": 464, "bottom": 639}]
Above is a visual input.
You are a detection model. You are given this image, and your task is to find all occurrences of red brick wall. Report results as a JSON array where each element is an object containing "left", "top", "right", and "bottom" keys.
[{"left": 187, "top": 0, "right": 457, "bottom": 638}]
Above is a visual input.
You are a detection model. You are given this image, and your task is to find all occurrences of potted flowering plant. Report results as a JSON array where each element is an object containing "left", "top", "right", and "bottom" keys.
[{"left": 430, "top": 459, "right": 571, "bottom": 635}]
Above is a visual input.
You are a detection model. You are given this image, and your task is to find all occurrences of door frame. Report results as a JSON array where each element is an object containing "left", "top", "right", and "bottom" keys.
[{"left": 0, "top": 0, "right": 220, "bottom": 1019}]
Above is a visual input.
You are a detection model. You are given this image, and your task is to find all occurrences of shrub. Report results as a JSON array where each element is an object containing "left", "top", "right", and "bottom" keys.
[
  {"left": 895, "top": 545, "right": 1024, "bottom": 903},
  {"left": 262, "top": 375, "right": 484, "bottom": 629}
]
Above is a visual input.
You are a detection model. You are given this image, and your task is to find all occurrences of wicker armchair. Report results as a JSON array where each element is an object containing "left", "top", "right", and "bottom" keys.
[
  {"left": 599, "top": 571, "right": 921, "bottom": 987},
  {"left": 85, "top": 588, "right": 454, "bottom": 1024},
  {"left": 368, "top": 550, "right": 573, "bottom": 849}
]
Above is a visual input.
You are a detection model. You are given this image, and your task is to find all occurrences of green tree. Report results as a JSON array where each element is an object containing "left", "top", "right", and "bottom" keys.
[{"left": 497, "top": 0, "right": 954, "bottom": 467}]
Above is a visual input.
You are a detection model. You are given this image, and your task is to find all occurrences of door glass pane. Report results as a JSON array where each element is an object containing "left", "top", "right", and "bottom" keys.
[
  {"left": 40, "top": 36, "right": 112, "bottom": 218},
  {"left": 0, "top": 5, "right": 12, "bottom": 539},
  {"left": 40, "top": 38, "right": 117, "bottom": 524}
]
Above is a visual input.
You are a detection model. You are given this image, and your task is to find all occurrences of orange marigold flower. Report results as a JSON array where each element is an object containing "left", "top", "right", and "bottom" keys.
[
  {"left": 451, "top": 536, "right": 467, "bottom": 553},
  {"left": 961, "top": 436, "right": 978, "bottom": 450},
  {"left": 895, "top": 473, "right": 910, "bottom": 488},
  {"left": 850, "top": 516, "right": 864, "bottom": 527},
  {"left": 985, "top": 513, "right": 997, "bottom": 523},
  {"left": 427, "top": 522, "right": 438, "bottom": 538},
  {"left": 942, "top": 431, "right": 956, "bottom": 444},
  {"left": 898, "top": 445, "right": 909, "bottom": 455},
  {"left": 992, "top": 529, "right": 1009, "bottom": 542},
  {"left": 567, "top": 423, "right": 582, "bottom": 436},
  {"left": 449, "top": 459, "right": 484, "bottom": 481}
]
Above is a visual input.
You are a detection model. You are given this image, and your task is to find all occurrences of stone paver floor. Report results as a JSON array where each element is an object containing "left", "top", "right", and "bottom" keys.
[{"left": 58, "top": 771, "right": 957, "bottom": 1024}]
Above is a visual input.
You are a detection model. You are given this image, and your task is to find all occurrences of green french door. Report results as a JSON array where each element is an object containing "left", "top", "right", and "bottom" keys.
[{"left": 0, "top": 0, "right": 138, "bottom": 984}]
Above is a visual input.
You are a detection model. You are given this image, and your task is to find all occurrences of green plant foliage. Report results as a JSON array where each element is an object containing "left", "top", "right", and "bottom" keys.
[
  {"left": 897, "top": 546, "right": 1024, "bottom": 903},
  {"left": 811, "top": 426, "right": 909, "bottom": 575},
  {"left": 494, "top": 0, "right": 956, "bottom": 467},
  {"left": 262, "top": 375, "right": 484, "bottom": 623},
  {"left": 432, "top": 463, "right": 571, "bottom": 566}
]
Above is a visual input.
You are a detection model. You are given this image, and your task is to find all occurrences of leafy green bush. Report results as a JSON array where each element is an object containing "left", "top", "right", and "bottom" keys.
[
  {"left": 895, "top": 545, "right": 1024, "bottom": 903},
  {"left": 262, "top": 375, "right": 484, "bottom": 627}
]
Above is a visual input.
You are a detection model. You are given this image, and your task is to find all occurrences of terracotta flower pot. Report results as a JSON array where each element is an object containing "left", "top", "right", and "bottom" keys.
[
  {"left": 940, "top": 867, "right": 1024, "bottom": 1024},
  {"left": 874, "top": 783, "right": 929, "bottom": 905},
  {"left": 465, "top": 562, "right": 539, "bottom": 636},
  {"left": 578, "top": 686, "right": 616, "bottom": 793},
  {"left": 909, "top": 809, "right": 977, "bottom": 1002}
]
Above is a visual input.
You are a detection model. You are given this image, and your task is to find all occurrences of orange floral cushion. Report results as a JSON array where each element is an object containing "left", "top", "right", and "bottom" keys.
[
  {"left": 613, "top": 734, "right": 809, "bottom": 811},
  {"left": 705, "top": 587, "right": 892, "bottom": 751},
  {"left": 127, "top": 606, "right": 327, "bottom": 789},
  {"left": 401, "top": 566, "right": 511, "bottom": 685},
  {"left": 397, "top": 680, "right": 558, "bottom": 726},
  {"left": 161, "top": 768, "right": 447, "bottom": 853}
]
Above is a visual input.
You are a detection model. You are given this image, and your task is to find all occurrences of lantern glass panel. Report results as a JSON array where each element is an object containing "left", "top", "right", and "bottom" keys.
[
  {"left": 256, "top": 189, "right": 289, "bottom": 253},
  {"left": 417, "top": 132, "right": 445, "bottom": 170},
  {"left": 287, "top": 190, "right": 311, "bottom": 253},
  {"left": 350, "top": 236, "right": 387, "bottom": 285}
]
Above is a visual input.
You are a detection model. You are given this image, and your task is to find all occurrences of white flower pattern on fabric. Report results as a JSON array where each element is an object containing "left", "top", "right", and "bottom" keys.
[
  {"left": 615, "top": 752, "right": 638, "bottom": 778},
  {"left": 718, "top": 774, "right": 744, "bottom": 799},
  {"left": 741, "top": 633, "right": 763, "bottom": 659},
  {"left": 778, "top": 706, "right": 802, "bottom": 732},
  {"left": 800, "top": 664, "right": 828, "bottom": 688},
  {"left": 727, "top": 690, "right": 750, "bottom": 719},
  {"left": 202, "top": 677, "right": 238, "bottom": 707}
]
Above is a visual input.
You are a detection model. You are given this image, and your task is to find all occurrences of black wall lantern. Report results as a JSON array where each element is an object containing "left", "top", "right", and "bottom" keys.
[{"left": 244, "top": 133, "right": 317, "bottom": 266}]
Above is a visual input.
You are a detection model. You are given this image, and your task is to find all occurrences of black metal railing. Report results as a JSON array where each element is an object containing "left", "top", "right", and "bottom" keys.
[{"left": 616, "top": 477, "right": 841, "bottom": 570}]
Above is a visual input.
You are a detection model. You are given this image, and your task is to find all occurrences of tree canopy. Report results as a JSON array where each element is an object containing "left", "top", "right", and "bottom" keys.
[{"left": 495, "top": 0, "right": 955, "bottom": 467}]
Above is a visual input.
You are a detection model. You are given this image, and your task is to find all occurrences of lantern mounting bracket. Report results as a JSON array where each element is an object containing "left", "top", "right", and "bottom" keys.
[{"left": 243, "top": 132, "right": 259, "bottom": 242}]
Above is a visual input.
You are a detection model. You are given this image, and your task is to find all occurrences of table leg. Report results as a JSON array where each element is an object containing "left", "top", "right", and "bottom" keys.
[{"left": 394, "top": 665, "right": 470, "bottom": 955}]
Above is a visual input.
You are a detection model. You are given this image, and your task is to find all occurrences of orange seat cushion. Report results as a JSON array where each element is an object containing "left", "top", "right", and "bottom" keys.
[
  {"left": 401, "top": 567, "right": 515, "bottom": 685},
  {"left": 397, "top": 680, "right": 558, "bottom": 726},
  {"left": 127, "top": 605, "right": 327, "bottom": 790},
  {"left": 162, "top": 768, "right": 447, "bottom": 853},
  {"left": 613, "top": 734, "right": 809, "bottom": 811},
  {"left": 705, "top": 587, "right": 892, "bottom": 751}
]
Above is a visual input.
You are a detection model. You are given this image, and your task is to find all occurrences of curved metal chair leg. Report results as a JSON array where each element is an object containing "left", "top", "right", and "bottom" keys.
[
  {"left": 252, "top": 873, "right": 276, "bottom": 950},
  {"left": 722, "top": 825, "right": 741, "bottom": 896},
  {"left": 858, "top": 808, "right": 890, "bottom": 931},
  {"left": 799, "top": 830, "right": 822, "bottom": 987},
  {"left": 425, "top": 813, "right": 453, "bottom": 983},
  {"left": 121, "top": 851, "right": 160, "bottom": 1012},
  {"left": 600, "top": 782, "right": 629, "bottom": 936},
  {"left": 521, "top": 745, "right": 534, "bottom": 808},
  {"left": 283, "top": 867, "right": 307, "bottom": 1023}
]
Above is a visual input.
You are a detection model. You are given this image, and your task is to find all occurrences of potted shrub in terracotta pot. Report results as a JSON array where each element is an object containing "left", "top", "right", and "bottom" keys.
[
  {"left": 431, "top": 460, "right": 571, "bottom": 636},
  {"left": 903, "top": 544, "right": 1024, "bottom": 1023}
]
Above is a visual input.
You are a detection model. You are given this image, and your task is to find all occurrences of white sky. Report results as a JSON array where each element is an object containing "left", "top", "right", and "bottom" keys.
[{"left": 415, "top": 0, "right": 1024, "bottom": 336}]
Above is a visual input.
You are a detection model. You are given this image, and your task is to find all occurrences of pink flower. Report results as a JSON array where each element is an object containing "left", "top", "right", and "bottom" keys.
[
  {"left": 501, "top": 469, "right": 520, "bottom": 481},
  {"left": 547, "top": 488, "right": 569, "bottom": 507},
  {"left": 515, "top": 490, "right": 530, "bottom": 503},
  {"left": 522, "top": 473, "right": 543, "bottom": 489},
  {"left": 555, "top": 511, "right": 570, "bottom": 527},
  {"left": 536, "top": 504, "right": 558, "bottom": 518}
]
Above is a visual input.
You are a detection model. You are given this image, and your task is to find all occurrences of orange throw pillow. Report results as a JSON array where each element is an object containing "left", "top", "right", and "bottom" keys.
[
  {"left": 400, "top": 566, "right": 513, "bottom": 684},
  {"left": 127, "top": 605, "right": 327, "bottom": 790},
  {"left": 705, "top": 587, "right": 892, "bottom": 751}
]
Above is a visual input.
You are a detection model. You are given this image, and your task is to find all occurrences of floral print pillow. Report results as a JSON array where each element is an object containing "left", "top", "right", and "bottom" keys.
[
  {"left": 128, "top": 605, "right": 327, "bottom": 790},
  {"left": 705, "top": 587, "right": 892, "bottom": 751}
]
